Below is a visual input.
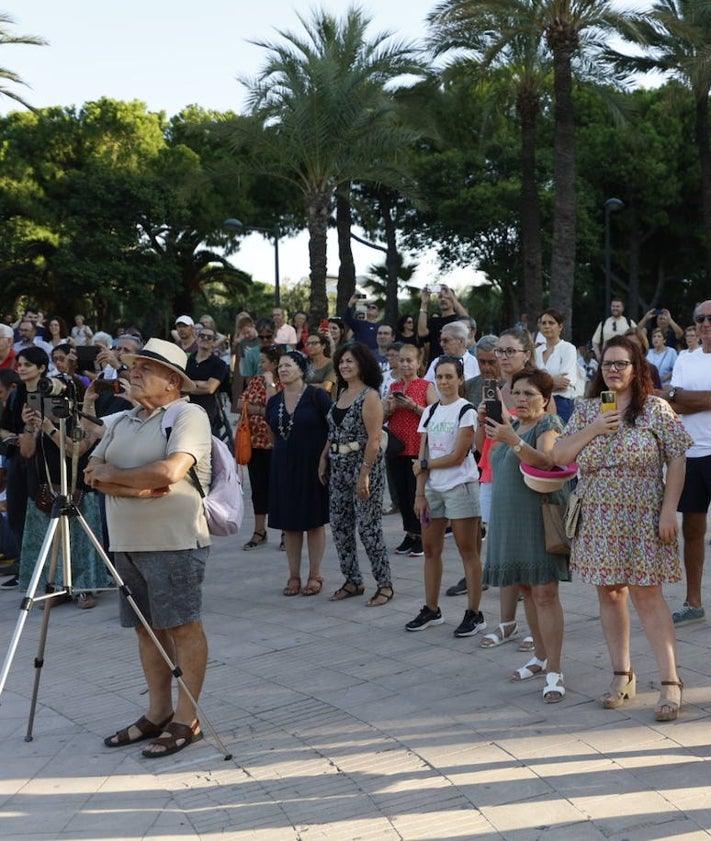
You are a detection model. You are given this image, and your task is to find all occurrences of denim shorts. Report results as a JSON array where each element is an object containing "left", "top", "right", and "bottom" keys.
[
  {"left": 425, "top": 482, "right": 480, "bottom": 521},
  {"left": 115, "top": 547, "right": 209, "bottom": 630}
]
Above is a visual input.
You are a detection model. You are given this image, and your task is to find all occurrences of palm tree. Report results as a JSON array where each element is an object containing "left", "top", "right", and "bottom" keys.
[
  {"left": 427, "top": 2, "right": 550, "bottom": 317},
  {"left": 0, "top": 13, "right": 47, "bottom": 110},
  {"left": 427, "top": 0, "right": 643, "bottom": 327},
  {"left": 237, "top": 6, "right": 423, "bottom": 320},
  {"left": 611, "top": 0, "right": 711, "bottom": 280}
]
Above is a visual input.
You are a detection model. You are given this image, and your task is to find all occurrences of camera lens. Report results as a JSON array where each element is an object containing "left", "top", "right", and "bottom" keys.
[{"left": 37, "top": 376, "right": 69, "bottom": 397}]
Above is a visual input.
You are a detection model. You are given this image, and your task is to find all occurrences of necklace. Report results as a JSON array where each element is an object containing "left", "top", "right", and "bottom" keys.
[{"left": 277, "top": 387, "right": 305, "bottom": 439}]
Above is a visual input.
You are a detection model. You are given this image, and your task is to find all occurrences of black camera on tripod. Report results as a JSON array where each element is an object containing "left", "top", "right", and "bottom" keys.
[{"left": 26, "top": 375, "right": 77, "bottom": 420}]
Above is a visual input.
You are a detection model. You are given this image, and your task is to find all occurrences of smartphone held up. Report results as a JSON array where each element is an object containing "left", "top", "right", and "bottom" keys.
[
  {"left": 600, "top": 390, "right": 619, "bottom": 430},
  {"left": 483, "top": 378, "right": 503, "bottom": 425}
]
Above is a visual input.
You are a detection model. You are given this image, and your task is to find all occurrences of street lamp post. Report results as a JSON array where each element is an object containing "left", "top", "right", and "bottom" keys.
[
  {"left": 224, "top": 218, "right": 281, "bottom": 306},
  {"left": 604, "top": 198, "right": 624, "bottom": 316}
]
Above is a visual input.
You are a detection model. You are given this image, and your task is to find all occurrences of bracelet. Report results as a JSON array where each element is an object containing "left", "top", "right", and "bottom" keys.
[{"left": 362, "top": 460, "right": 375, "bottom": 468}]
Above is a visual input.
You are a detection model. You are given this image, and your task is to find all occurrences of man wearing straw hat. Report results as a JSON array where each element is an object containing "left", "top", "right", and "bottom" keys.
[{"left": 85, "top": 338, "right": 212, "bottom": 759}]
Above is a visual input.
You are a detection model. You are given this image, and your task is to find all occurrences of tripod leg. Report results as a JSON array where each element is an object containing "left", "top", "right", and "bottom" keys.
[
  {"left": 73, "top": 510, "right": 233, "bottom": 761},
  {"left": 25, "top": 529, "right": 63, "bottom": 741},
  {"left": 0, "top": 516, "right": 62, "bottom": 700}
]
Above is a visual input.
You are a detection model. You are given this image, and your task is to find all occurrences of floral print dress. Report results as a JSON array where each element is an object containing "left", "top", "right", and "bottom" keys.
[{"left": 564, "top": 396, "right": 693, "bottom": 586}]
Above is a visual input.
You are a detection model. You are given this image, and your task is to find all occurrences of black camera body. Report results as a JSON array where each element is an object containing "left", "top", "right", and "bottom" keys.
[{"left": 27, "top": 375, "right": 76, "bottom": 420}]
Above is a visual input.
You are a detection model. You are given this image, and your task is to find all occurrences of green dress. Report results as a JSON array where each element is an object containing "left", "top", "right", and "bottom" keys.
[{"left": 483, "top": 414, "right": 571, "bottom": 587}]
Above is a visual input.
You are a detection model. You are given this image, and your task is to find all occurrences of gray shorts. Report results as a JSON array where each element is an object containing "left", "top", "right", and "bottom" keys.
[
  {"left": 425, "top": 482, "right": 481, "bottom": 521},
  {"left": 115, "top": 547, "right": 209, "bottom": 630}
]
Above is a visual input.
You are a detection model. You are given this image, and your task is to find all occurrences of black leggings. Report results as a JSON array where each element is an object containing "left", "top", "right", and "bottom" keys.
[
  {"left": 388, "top": 455, "right": 420, "bottom": 535},
  {"left": 246, "top": 448, "right": 272, "bottom": 516}
]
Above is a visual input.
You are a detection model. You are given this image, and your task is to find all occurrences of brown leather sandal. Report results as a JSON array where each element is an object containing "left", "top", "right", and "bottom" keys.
[
  {"left": 142, "top": 720, "right": 202, "bottom": 758},
  {"left": 301, "top": 575, "right": 323, "bottom": 596},
  {"left": 283, "top": 576, "right": 301, "bottom": 596},
  {"left": 104, "top": 713, "right": 174, "bottom": 748}
]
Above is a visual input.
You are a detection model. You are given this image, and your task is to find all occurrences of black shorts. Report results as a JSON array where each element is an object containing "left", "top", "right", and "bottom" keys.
[{"left": 678, "top": 455, "right": 711, "bottom": 514}]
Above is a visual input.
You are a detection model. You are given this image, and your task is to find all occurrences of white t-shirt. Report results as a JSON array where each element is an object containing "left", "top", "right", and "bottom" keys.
[
  {"left": 417, "top": 398, "right": 478, "bottom": 491},
  {"left": 671, "top": 349, "right": 711, "bottom": 458}
]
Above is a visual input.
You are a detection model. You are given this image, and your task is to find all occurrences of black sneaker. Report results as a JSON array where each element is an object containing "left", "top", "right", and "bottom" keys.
[
  {"left": 394, "top": 536, "right": 413, "bottom": 554},
  {"left": 0, "top": 575, "right": 19, "bottom": 589},
  {"left": 453, "top": 609, "right": 486, "bottom": 638},
  {"left": 405, "top": 605, "right": 444, "bottom": 632},
  {"left": 446, "top": 577, "right": 467, "bottom": 597},
  {"left": 408, "top": 537, "right": 424, "bottom": 557}
]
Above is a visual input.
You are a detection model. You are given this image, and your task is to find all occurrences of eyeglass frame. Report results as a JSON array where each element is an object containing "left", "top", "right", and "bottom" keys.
[
  {"left": 493, "top": 347, "right": 525, "bottom": 358},
  {"left": 600, "top": 360, "right": 633, "bottom": 371}
]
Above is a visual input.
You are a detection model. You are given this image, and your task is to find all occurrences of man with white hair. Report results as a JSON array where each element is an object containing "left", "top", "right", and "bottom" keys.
[
  {"left": 0, "top": 325, "right": 16, "bottom": 370},
  {"left": 424, "top": 322, "right": 480, "bottom": 391}
]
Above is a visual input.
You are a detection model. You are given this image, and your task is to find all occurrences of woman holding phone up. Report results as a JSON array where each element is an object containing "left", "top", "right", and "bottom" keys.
[{"left": 552, "top": 336, "right": 692, "bottom": 721}]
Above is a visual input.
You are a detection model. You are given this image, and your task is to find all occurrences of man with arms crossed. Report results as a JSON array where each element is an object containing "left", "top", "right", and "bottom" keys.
[
  {"left": 85, "top": 339, "right": 211, "bottom": 758},
  {"left": 665, "top": 300, "right": 711, "bottom": 626}
]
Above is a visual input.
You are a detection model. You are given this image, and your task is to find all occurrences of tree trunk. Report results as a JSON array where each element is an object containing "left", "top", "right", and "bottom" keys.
[
  {"left": 549, "top": 39, "right": 577, "bottom": 333},
  {"left": 307, "top": 189, "right": 331, "bottom": 323},
  {"left": 695, "top": 94, "right": 711, "bottom": 282},
  {"left": 517, "top": 85, "right": 543, "bottom": 319},
  {"left": 626, "top": 202, "right": 640, "bottom": 320},
  {"left": 379, "top": 189, "right": 400, "bottom": 327},
  {"left": 336, "top": 184, "right": 356, "bottom": 314}
]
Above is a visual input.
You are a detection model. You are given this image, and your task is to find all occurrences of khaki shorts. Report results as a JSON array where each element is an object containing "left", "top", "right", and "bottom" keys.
[{"left": 425, "top": 482, "right": 480, "bottom": 521}]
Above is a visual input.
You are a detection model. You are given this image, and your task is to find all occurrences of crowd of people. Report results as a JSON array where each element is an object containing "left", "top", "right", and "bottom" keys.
[{"left": 0, "top": 289, "right": 708, "bottom": 758}]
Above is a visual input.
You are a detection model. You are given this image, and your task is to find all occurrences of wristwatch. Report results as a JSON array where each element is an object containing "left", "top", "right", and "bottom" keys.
[
  {"left": 513, "top": 438, "right": 524, "bottom": 453},
  {"left": 668, "top": 388, "right": 677, "bottom": 402},
  {"left": 420, "top": 459, "right": 429, "bottom": 470}
]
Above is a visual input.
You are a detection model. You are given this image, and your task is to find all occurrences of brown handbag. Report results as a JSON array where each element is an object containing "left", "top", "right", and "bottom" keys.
[
  {"left": 541, "top": 494, "right": 570, "bottom": 555},
  {"left": 235, "top": 400, "right": 253, "bottom": 466}
]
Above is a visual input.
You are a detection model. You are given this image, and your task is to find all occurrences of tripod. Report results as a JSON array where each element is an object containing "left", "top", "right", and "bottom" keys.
[{"left": 0, "top": 415, "right": 232, "bottom": 760}]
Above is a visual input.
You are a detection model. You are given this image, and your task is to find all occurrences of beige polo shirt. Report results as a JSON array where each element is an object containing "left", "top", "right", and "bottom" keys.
[{"left": 93, "top": 399, "right": 211, "bottom": 552}]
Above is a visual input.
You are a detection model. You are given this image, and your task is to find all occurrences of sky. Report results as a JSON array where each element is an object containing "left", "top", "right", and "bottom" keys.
[{"left": 4, "top": 1, "right": 647, "bottom": 293}]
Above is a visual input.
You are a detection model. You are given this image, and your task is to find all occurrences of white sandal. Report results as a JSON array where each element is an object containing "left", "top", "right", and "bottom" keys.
[
  {"left": 480, "top": 621, "right": 519, "bottom": 649},
  {"left": 511, "top": 656, "right": 547, "bottom": 681},
  {"left": 543, "top": 672, "right": 566, "bottom": 703},
  {"left": 518, "top": 635, "right": 535, "bottom": 652}
]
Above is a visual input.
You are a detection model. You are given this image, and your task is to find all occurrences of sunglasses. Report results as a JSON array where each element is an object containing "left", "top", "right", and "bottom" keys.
[
  {"left": 694, "top": 314, "right": 711, "bottom": 324},
  {"left": 258, "top": 333, "right": 274, "bottom": 339},
  {"left": 198, "top": 332, "right": 215, "bottom": 340}
]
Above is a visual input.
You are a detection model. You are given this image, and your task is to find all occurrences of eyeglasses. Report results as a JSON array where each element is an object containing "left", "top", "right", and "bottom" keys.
[
  {"left": 198, "top": 332, "right": 215, "bottom": 340},
  {"left": 494, "top": 347, "right": 525, "bottom": 357},
  {"left": 601, "top": 360, "right": 633, "bottom": 371},
  {"left": 694, "top": 314, "right": 711, "bottom": 324},
  {"left": 367, "top": 304, "right": 378, "bottom": 310},
  {"left": 305, "top": 340, "right": 322, "bottom": 346}
]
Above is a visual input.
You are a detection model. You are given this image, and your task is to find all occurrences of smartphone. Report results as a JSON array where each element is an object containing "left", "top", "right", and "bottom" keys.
[
  {"left": 319, "top": 318, "right": 329, "bottom": 331},
  {"left": 654, "top": 308, "right": 663, "bottom": 316},
  {"left": 94, "top": 379, "right": 123, "bottom": 395},
  {"left": 355, "top": 293, "right": 367, "bottom": 299},
  {"left": 394, "top": 391, "right": 408, "bottom": 402},
  {"left": 485, "top": 398, "right": 503, "bottom": 424},
  {"left": 600, "top": 390, "right": 618, "bottom": 430},
  {"left": 482, "top": 379, "right": 498, "bottom": 402},
  {"left": 75, "top": 345, "right": 100, "bottom": 371},
  {"left": 420, "top": 508, "right": 431, "bottom": 529},
  {"left": 426, "top": 284, "right": 442, "bottom": 294}
]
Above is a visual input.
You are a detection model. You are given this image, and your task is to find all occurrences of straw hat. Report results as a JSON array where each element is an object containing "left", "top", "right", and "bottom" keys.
[{"left": 122, "top": 338, "right": 195, "bottom": 393}]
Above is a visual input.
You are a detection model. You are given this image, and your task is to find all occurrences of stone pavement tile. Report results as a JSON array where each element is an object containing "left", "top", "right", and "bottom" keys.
[
  {"left": 391, "top": 809, "right": 499, "bottom": 840},
  {"left": 481, "top": 795, "right": 589, "bottom": 836},
  {"left": 570, "top": 789, "right": 691, "bottom": 834}
]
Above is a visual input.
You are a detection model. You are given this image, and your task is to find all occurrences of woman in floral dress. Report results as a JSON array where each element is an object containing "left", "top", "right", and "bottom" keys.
[{"left": 553, "top": 336, "right": 692, "bottom": 721}]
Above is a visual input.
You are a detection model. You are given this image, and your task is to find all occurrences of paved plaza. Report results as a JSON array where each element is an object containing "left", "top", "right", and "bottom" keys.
[{"left": 1, "top": 481, "right": 711, "bottom": 840}]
